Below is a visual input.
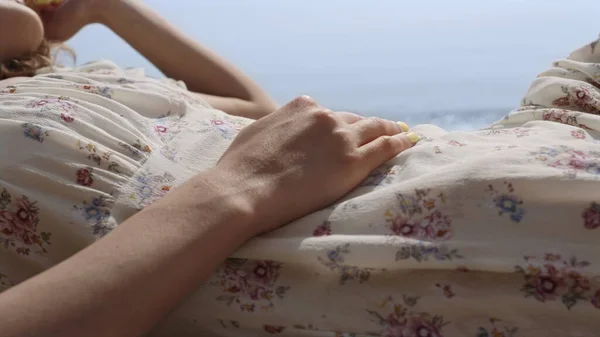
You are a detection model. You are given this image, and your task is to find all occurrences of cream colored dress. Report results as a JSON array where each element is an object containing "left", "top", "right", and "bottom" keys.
[{"left": 2, "top": 41, "right": 600, "bottom": 337}]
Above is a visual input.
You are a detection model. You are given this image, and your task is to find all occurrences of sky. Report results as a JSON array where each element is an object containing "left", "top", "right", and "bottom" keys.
[{"left": 69, "top": 0, "right": 600, "bottom": 130}]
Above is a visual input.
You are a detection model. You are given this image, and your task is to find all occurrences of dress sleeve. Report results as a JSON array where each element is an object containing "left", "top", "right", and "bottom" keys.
[{"left": 519, "top": 37, "right": 600, "bottom": 114}]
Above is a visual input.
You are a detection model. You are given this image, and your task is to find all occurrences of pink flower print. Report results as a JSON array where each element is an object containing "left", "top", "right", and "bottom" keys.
[
  {"left": 542, "top": 110, "right": 591, "bottom": 129},
  {"left": 0, "top": 189, "right": 52, "bottom": 254},
  {"left": 542, "top": 110, "right": 590, "bottom": 130},
  {"left": 248, "top": 286, "right": 269, "bottom": 301},
  {"left": 516, "top": 255, "right": 593, "bottom": 309},
  {"left": 213, "top": 259, "right": 289, "bottom": 310},
  {"left": 391, "top": 217, "right": 417, "bottom": 238},
  {"left": 571, "top": 129, "right": 587, "bottom": 139},
  {"left": 551, "top": 158, "right": 586, "bottom": 170},
  {"left": 550, "top": 85, "right": 598, "bottom": 113},
  {"left": 566, "top": 149, "right": 587, "bottom": 159},
  {"left": 367, "top": 296, "right": 448, "bottom": 337},
  {"left": 263, "top": 325, "right": 285, "bottom": 334},
  {"left": 30, "top": 99, "right": 50, "bottom": 107},
  {"left": 60, "top": 112, "right": 75, "bottom": 123},
  {"left": 543, "top": 109, "right": 568, "bottom": 122},
  {"left": 552, "top": 96, "right": 570, "bottom": 107},
  {"left": 154, "top": 125, "right": 168, "bottom": 134},
  {"left": 210, "top": 119, "right": 238, "bottom": 139},
  {"left": 220, "top": 272, "right": 244, "bottom": 294},
  {"left": 0, "top": 196, "right": 40, "bottom": 245},
  {"left": 477, "top": 318, "right": 520, "bottom": 337},
  {"left": 575, "top": 87, "right": 591, "bottom": 101},
  {"left": 388, "top": 190, "right": 453, "bottom": 241},
  {"left": 382, "top": 316, "right": 407, "bottom": 337},
  {"left": 402, "top": 314, "right": 443, "bottom": 337},
  {"left": 582, "top": 202, "right": 600, "bottom": 229},
  {"left": 313, "top": 221, "right": 332, "bottom": 237},
  {"left": 572, "top": 86, "right": 598, "bottom": 113},
  {"left": 10, "top": 198, "right": 37, "bottom": 236},
  {"left": 420, "top": 211, "right": 452, "bottom": 240},
  {"left": 378, "top": 311, "right": 445, "bottom": 337},
  {"left": 76, "top": 168, "right": 94, "bottom": 187},
  {"left": 528, "top": 265, "right": 567, "bottom": 302},
  {"left": 447, "top": 140, "right": 465, "bottom": 147},
  {"left": 250, "top": 261, "right": 279, "bottom": 287}
]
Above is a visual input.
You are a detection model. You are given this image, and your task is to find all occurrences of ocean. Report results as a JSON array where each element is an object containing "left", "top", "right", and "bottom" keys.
[{"left": 69, "top": 0, "right": 600, "bottom": 130}]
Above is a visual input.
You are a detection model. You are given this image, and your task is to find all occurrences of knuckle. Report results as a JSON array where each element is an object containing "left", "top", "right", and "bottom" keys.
[
  {"left": 399, "top": 135, "right": 412, "bottom": 149},
  {"left": 292, "top": 95, "right": 317, "bottom": 107},
  {"left": 331, "top": 127, "right": 350, "bottom": 140},
  {"left": 378, "top": 135, "right": 397, "bottom": 152},
  {"left": 311, "top": 108, "right": 336, "bottom": 124},
  {"left": 340, "top": 150, "right": 361, "bottom": 166},
  {"left": 367, "top": 117, "right": 387, "bottom": 130}
]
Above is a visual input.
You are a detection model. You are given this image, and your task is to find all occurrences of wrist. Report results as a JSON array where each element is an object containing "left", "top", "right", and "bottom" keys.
[
  {"left": 172, "top": 169, "right": 261, "bottom": 239},
  {"left": 207, "top": 163, "right": 289, "bottom": 234},
  {"left": 90, "top": 0, "right": 123, "bottom": 25}
]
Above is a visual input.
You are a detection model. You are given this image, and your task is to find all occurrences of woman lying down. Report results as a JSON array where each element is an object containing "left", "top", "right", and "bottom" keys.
[{"left": 1, "top": 1, "right": 599, "bottom": 336}]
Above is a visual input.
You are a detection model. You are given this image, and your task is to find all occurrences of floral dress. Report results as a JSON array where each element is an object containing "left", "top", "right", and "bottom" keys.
[{"left": 3, "top": 38, "right": 600, "bottom": 336}]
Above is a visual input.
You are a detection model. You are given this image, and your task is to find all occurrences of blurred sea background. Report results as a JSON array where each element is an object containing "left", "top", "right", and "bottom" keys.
[{"left": 69, "top": 0, "right": 600, "bottom": 130}]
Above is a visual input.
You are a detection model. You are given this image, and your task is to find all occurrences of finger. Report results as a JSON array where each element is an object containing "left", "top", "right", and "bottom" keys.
[
  {"left": 335, "top": 111, "right": 364, "bottom": 124},
  {"left": 359, "top": 132, "right": 419, "bottom": 170},
  {"left": 27, "top": 0, "right": 63, "bottom": 14},
  {"left": 352, "top": 117, "right": 407, "bottom": 146}
]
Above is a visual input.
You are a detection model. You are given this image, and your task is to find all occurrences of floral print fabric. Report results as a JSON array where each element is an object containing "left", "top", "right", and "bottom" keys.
[{"left": 3, "top": 40, "right": 600, "bottom": 336}]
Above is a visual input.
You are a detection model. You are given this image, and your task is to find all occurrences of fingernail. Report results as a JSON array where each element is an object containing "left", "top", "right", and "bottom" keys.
[
  {"left": 396, "top": 121, "right": 409, "bottom": 132},
  {"left": 407, "top": 132, "right": 420, "bottom": 144}
]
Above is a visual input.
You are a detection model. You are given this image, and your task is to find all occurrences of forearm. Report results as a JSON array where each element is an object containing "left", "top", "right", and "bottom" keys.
[
  {"left": 194, "top": 92, "right": 277, "bottom": 120},
  {"left": 98, "top": 0, "right": 278, "bottom": 116},
  {"left": 0, "top": 170, "right": 256, "bottom": 337}
]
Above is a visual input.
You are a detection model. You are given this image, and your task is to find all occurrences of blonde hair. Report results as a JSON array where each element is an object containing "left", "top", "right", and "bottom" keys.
[{"left": 0, "top": 39, "right": 54, "bottom": 80}]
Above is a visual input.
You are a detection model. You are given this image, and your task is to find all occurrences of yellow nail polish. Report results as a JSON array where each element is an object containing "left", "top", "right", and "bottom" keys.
[
  {"left": 397, "top": 121, "right": 409, "bottom": 132},
  {"left": 33, "top": 0, "right": 63, "bottom": 6},
  {"left": 407, "top": 132, "right": 420, "bottom": 144},
  {"left": 31, "top": 0, "right": 64, "bottom": 10}
]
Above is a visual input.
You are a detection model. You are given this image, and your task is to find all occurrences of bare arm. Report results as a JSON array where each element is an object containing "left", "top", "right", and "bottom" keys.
[
  {"left": 0, "top": 0, "right": 44, "bottom": 62},
  {"left": 42, "top": 0, "right": 278, "bottom": 119},
  {"left": 100, "top": 0, "right": 279, "bottom": 118},
  {"left": 0, "top": 170, "right": 255, "bottom": 337},
  {"left": 0, "top": 95, "right": 415, "bottom": 337}
]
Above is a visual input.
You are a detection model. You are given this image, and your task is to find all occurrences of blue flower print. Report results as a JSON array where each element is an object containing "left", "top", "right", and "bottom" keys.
[
  {"left": 495, "top": 195, "right": 525, "bottom": 223},
  {"left": 21, "top": 123, "right": 49, "bottom": 143}
]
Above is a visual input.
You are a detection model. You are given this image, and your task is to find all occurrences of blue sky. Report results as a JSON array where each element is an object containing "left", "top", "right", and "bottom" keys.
[{"left": 69, "top": 0, "right": 600, "bottom": 129}]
